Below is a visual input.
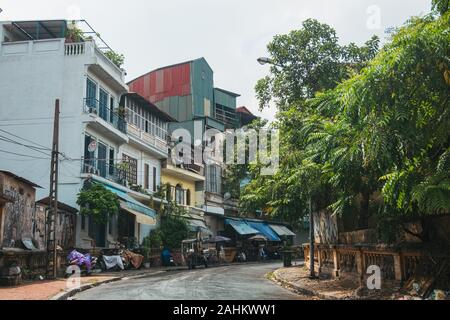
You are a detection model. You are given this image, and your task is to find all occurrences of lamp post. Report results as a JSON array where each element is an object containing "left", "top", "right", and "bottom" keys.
[
  {"left": 256, "top": 56, "right": 316, "bottom": 278},
  {"left": 257, "top": 57, "right": 282, "bottom": 67}
]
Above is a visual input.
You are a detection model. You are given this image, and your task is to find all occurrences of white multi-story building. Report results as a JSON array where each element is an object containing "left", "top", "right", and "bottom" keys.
[{"left": 0, "top": 20, "right": 171, "bottom": 248}]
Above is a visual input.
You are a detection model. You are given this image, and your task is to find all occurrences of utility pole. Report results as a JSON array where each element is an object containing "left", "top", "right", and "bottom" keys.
[
  {"left": 46, "top": 99, "right": 60, "bottom": 279},
  {"left": 309, "top": 197, "right": 315, "bottom": 279}
]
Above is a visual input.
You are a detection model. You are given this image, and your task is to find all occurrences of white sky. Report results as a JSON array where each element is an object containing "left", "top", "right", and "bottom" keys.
[{"left": 0, "top": 0, "right": 432, "bottom": 121}]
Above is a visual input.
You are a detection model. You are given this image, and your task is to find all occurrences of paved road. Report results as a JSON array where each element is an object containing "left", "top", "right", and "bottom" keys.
[{"left": 74, "top": 262, "right": 302, "bottom": 300}]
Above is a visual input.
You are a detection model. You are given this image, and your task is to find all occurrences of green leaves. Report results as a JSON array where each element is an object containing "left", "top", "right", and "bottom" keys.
[
  {"left": 244, "top": 9, "right": 450, "bottom": 230},
  {"left": 76, "top": 183, "right": 120, "bottom": 224},
  {"left": 104, "top": 50, "right": 125, "bottom": 68},
  {"left": 255, "top": 18, "right": 379, "bottom": 112},
  {"left": 432, "top": 0, "right": 450, "bottom": 15}
]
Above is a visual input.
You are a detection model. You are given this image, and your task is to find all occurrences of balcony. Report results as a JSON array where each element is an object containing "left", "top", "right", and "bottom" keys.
[
  {"left": 81, "top": 159, "right": 127, "bottom": 187},
  {"left": 65, "top": 41, "right": 127, "bottom": 93},
  {"left": 162, "top": 160, "right": 205, "bottom": 182},
  {"left": 83, "top": 98, "right": 128, "bottom": 143},
  {"left": 127, "top": 123, "right": 168, "bottom": 159}
]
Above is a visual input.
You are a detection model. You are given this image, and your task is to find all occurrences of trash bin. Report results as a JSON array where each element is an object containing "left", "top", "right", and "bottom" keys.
[{"left": 282, "top": 250, "right": 293, "bottom": 267}]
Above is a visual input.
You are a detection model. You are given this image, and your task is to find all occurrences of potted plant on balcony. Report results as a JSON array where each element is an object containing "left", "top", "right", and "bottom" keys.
[
  {"left": 65, "top": 21, "right": 84, "bottom": 43},
  {"left": 104, "top": 50, "right": 125, "bottom": 68}
]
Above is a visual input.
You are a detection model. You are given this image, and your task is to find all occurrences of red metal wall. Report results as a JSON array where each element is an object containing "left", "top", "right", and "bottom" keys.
[{"left": 129, "top": 62, "right": 191, "bottom": 104}]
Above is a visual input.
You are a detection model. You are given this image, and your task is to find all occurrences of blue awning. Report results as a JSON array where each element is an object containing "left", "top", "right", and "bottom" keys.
[
  {"left": 225, "top": 218, "right": 259, "bottom": 235},
  {"left": 245, "top": 220, "right": 281, "bottom": 241},
  {"left": 99, "top": 183, "right": 156, "bottom": 219}
]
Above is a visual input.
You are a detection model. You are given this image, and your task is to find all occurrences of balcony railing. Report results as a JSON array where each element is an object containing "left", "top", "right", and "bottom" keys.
[
  {"left": 64, "top": 42, "right": 86, "bottom": 55},
  {"left": 81, "top": 159, "right": 128, "bottom": 187},
  {"left": 127, "top": 123, "right": 168, "bottom": 154},
  {"left": 83, "top": 98, "right": 127, "bottom": 134},
  {"left": 162, "top": 160, "right": 204, "bottom": 174},
  {"left": 64, "top": 41, "right": 125, "bottom": 83}
]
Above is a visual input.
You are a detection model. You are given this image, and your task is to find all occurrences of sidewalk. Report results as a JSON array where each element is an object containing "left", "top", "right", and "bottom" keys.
[
  {"left": 271, "top": 265, "right": 399, "bottom": 300},
  {"left": 0, "top": 266, "right": 186, "bottom": 300}
]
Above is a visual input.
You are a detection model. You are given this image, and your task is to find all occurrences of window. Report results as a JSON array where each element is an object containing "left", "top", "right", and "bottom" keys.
[
  {"left": 122, "top": 154, "right": 138, "bottom": 185},
  {"left": 144, "top": 164, "right": 150, "bottom": 190},
  {"left": 109, "top": 148, "right": 115, "bottom": 176},
  {"left": 99, "top": 88, "right": 108, "bottom": 121},
  {"left": 97, "top": 142, "right": 107, "bottom": 178},
  {"left": 84, "top": 135, "right": 95, "bottom": 170},
  {"left": 206, "top": 165, "right": 222, "bottom": 194},
  {"left": 186, "top": 189, "right": 191, "bottom": 206},
  {"left": 86, "top": 78, "right": 97, "bottom": 109},
  {"left": 153, "top": 167, "right": 157, "bottom": 192},
  {"left": 175, "top": 184, "right": 185, "bottom": 205},
  {"left": 109, "top": 97, "right": 115, "bottom": 123}
]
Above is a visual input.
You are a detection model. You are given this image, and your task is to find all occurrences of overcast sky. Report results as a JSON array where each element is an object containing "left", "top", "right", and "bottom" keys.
[{"left": 1, "top": 0, "right": 432, "bottom": 121}]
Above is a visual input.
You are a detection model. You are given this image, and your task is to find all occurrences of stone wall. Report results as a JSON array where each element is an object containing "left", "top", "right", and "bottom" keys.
[{"left": 0, "top": 173, "right": 37, "bottom": 248}]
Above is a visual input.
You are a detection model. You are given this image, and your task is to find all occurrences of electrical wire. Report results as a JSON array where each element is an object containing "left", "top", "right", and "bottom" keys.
[
  {"left": 0, "top": 136, "right": 52, "bottom": 157},
  {"left": 0, "top": 148, "right": 50, "bottom": 160},
  {"left": 0, "top": 128, "right": 52, "bottom": 151}
]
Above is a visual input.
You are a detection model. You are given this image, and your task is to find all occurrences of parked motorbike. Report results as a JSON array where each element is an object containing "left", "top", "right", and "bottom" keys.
[{"left": 65, "top": 250, "right": 98, "bottom": 278}]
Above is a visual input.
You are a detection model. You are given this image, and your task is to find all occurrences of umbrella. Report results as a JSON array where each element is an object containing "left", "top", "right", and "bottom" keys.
[
  {"left": 248, "top": 234, "right": 268, "bottom": 242},
  {"left": 207, "top": 236, "right": 232, "bottom": 243}
]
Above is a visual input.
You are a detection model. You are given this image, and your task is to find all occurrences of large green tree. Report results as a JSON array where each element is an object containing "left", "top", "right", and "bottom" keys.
[
  {"left": 242, "top": 7, "right": 450, "bottom": 242},
  {"left": 255, "top": 18, "right": 379, "bottom": 112}
]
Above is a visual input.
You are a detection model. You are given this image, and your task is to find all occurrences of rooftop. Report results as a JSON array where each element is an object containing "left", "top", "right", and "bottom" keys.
[
  {"left": 0, "top": 170, "right": 42, "bottom": 188},
  {"left": 1, "top": 19, "right": 117, "bottom": 53}
]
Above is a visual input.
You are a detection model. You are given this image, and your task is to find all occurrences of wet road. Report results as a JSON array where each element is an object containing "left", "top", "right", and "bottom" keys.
[{"left": 74, "top": 262, "right": 301, "bottom": 300}]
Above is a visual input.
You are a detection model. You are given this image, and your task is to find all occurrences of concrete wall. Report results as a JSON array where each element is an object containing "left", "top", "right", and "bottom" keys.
[{"left": 0, "top": 173, "right": 37, "bottom": 248}]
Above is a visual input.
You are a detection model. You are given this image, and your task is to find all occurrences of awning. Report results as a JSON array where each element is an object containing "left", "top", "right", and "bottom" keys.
[
  {"left": 245, "top": 220, "right": 281, "bottom": 241},
  {"left": 269, "top": 224, "right": 296, "bottom": 237},
  {"left": 119, "top": 201, "right": 156, "bottom": 226},
  {"left": 98, "top": 183, "right": 156, "bottom": 220},
  {"left": 225, "top": 218, "right": 259, "bottom": 235},
  {"left": 186, "top": 218, "right": 212, "bottom": 235}
]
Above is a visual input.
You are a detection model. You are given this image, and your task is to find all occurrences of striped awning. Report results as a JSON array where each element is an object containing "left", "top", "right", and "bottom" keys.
[
  {"left": 225, "top": 218, "right": 259, "bottom": 235},
  {"left": 269, "top": 224, "right": 296, "bottom": 237},
  {"left": 96, "top": 182, "right": 156, "bottom": 220}
]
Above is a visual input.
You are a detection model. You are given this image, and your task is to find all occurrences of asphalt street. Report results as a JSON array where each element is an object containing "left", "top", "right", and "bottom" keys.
[{"left": 73, "top": 262, "right": 302, "bottom": 300}]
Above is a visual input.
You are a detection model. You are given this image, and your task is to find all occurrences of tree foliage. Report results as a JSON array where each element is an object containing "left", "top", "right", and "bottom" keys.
[
  {"left": 76, "top": 183, "right": 120, "bottom": 224},
  {"left": 243, "top": 8, "right": 450, "bottom": 241},
  {"left": 255, "top": 18, "right": 379, "bottom": 112}
]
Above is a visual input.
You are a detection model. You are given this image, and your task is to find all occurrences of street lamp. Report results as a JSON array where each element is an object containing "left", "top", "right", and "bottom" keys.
[{"left": 257, "top": 57, "right": 272, "bottom": 65}]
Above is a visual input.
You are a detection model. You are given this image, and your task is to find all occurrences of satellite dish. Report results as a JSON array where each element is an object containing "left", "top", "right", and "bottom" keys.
[{"left": 224, "top": 192, "right": 231, "bottom": 200}]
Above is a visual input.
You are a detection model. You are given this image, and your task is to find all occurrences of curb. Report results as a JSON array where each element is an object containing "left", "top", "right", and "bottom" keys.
[
  {"left": 50, "top": 267, "right": 187, "bottom": 300},
  {"left": 50, "top": 263, "right": 240, "bottom": 300},
  {"left": 271, "top": 269, "right": 345, "bottom": 300}
]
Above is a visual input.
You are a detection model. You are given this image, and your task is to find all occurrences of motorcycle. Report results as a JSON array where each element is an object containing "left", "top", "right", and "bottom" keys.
[{"left": 65, "top": 250, "right": 98, "bottom": 278}]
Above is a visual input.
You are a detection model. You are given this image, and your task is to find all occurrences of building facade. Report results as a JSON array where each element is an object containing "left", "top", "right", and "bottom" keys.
[
  {"left": 0, "top": 20, "right": 169, "bottom": 249},
  {"left": 128, "top": 58, "right": 244, "bottom": 236}
]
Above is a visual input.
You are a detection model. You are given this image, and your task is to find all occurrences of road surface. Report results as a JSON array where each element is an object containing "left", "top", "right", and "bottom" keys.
[{"left": 73, "top": 262, "right": 302, "bottom": 300}]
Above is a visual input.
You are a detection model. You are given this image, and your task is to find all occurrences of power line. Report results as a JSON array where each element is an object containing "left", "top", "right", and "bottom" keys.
[
  {"left": 0, "top": 129, "right": 71, "bottom": 160},
  {"left": 0, "top": 148, "right": 50, "bottom": 160},
  {"left": 0, "top": 136, "right": 52, "bottom": 158},
  {"left": 0, "top": 128, "right": 52, "bottom": 151},
  {"left": 0, "top": 116, "right": 76, "bottom": 122}
]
